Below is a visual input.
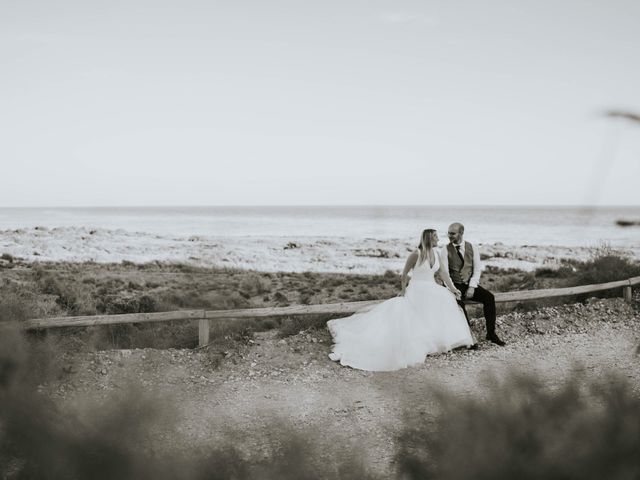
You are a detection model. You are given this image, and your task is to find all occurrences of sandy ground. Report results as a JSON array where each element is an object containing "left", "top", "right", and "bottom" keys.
[{"left": 43, "top": 297, "right": 640, "bottom": 476}]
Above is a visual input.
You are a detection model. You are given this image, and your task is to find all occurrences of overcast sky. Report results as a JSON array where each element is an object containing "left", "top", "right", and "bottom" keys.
[{"left": 1, "top": 0, "right": 639, "bottom": 207}]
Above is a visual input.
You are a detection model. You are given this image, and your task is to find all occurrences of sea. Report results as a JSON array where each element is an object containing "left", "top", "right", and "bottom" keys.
[{"left": 1, "top": 206, "right": 638, "bottom": 248}]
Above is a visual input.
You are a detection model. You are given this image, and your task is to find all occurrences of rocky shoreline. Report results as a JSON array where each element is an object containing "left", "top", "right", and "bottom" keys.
[{"left": 3, "top": 225, "right": 638, "bottom": 274}]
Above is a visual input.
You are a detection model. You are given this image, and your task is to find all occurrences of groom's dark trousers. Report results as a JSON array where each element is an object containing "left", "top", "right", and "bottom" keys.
[{"left": 454, "top": 283, "right": 497, "bottom": 336}]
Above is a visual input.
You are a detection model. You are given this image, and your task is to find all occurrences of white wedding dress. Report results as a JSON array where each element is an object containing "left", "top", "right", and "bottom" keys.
[{"left": 327, "top": 250, "right": 474, "bottom": 371}]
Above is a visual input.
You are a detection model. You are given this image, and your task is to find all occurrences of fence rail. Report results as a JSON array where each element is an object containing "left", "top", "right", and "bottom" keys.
[{"left": 12, "top": 275, "right": 640, "bottom": 347}]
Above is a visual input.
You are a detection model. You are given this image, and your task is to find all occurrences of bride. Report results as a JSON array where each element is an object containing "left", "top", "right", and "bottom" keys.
[{"left": 327, "top": 229, "right": 475, "bottom": 371}]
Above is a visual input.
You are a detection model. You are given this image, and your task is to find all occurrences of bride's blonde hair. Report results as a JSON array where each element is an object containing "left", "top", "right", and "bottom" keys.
[{"left": 417, "top": 229, "right": 436, "bottom": 265}]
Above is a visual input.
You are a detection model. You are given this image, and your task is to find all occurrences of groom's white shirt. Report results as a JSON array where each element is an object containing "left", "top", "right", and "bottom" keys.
[{"left": 439, "top": 241, "right": 482, "bottom": 289}]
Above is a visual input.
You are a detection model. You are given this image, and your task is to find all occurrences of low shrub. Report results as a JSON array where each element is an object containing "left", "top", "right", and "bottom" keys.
[
  {"left": 397, "top": 371, "right": 640, "bottom": 480},
  {"left": 571, "top": 254, "right": 640, "bottom": 286},
  {"left": 299, "top": 293, "right": 312, "bottom": 305},
  {"left": 96, "top": 294, "right": 157, "bottom": 315},
  {"left": 383, "top": 269, "right": 398, "bottom": 280},
  {"left": 273, "top": 292, "right": 289, "bottom": 306},
  {"left": 239, "top": 274, "right": 270, "bottom": 295},
  {"left": 0, "top": 288, "right": 36, "bottom": 323},
  {"left": 534, "top": 264, "right": 577, "bottom": 279}
]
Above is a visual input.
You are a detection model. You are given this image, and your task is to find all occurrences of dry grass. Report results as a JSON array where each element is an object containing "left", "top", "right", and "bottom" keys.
[{"left": 1, "top": 250, "right": 638, "bottom": 350}]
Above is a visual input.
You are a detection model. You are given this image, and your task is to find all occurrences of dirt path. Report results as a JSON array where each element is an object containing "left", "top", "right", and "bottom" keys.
[{"left": 47, "top": 298, "right": 640, "bottom": 475}]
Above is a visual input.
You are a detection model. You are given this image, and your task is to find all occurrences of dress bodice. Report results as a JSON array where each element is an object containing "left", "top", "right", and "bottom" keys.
[{"left": 411, "top": 249, "right": 439, "bottom": 282}]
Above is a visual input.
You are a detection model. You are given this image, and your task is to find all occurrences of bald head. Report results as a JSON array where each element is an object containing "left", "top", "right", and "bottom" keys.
[{"left": 447, "top": 222, "right": 465, "bottom": 245}]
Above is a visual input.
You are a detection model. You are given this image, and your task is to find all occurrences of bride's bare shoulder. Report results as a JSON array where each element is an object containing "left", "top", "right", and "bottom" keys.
[{"left": 406, "top": 250, "right": 420, "bottom": 264}]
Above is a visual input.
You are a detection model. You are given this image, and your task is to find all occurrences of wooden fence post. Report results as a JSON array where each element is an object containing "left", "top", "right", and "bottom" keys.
[
  {"left": 623, "top": 285, "right": 633, "bottom": 303},
  {"left": 198, "top": 318, "right": 210, "bottom": 347}
]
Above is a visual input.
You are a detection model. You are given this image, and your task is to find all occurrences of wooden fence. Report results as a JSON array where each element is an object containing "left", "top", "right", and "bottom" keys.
[{"left": 13, "top": 276, "right": 640, "bottom": 347}]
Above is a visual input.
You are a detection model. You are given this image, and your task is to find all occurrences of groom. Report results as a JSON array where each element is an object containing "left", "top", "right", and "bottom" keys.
[{"left": 441, "top": 222, "right": 506, "bottom": 346}]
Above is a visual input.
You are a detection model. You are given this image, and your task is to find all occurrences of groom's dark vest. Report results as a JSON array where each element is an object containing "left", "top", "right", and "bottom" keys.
[{"left": 447, "top": 241, "right": 474, "bottom": 285}]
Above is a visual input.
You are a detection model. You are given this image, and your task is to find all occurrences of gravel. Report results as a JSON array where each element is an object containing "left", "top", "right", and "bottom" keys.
[{"left": 41, "top": 296, "right": 640, "bottom": 476}]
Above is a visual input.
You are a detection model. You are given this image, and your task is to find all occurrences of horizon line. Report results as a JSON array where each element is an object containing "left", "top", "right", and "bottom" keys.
[{"left": 1, "top": 204, "right": 639, "bottom": 209}]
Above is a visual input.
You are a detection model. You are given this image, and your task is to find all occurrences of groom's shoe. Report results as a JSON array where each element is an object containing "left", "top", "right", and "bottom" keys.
[{"left": 486, "top": 333, "right": 506, "bottom": 346}]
